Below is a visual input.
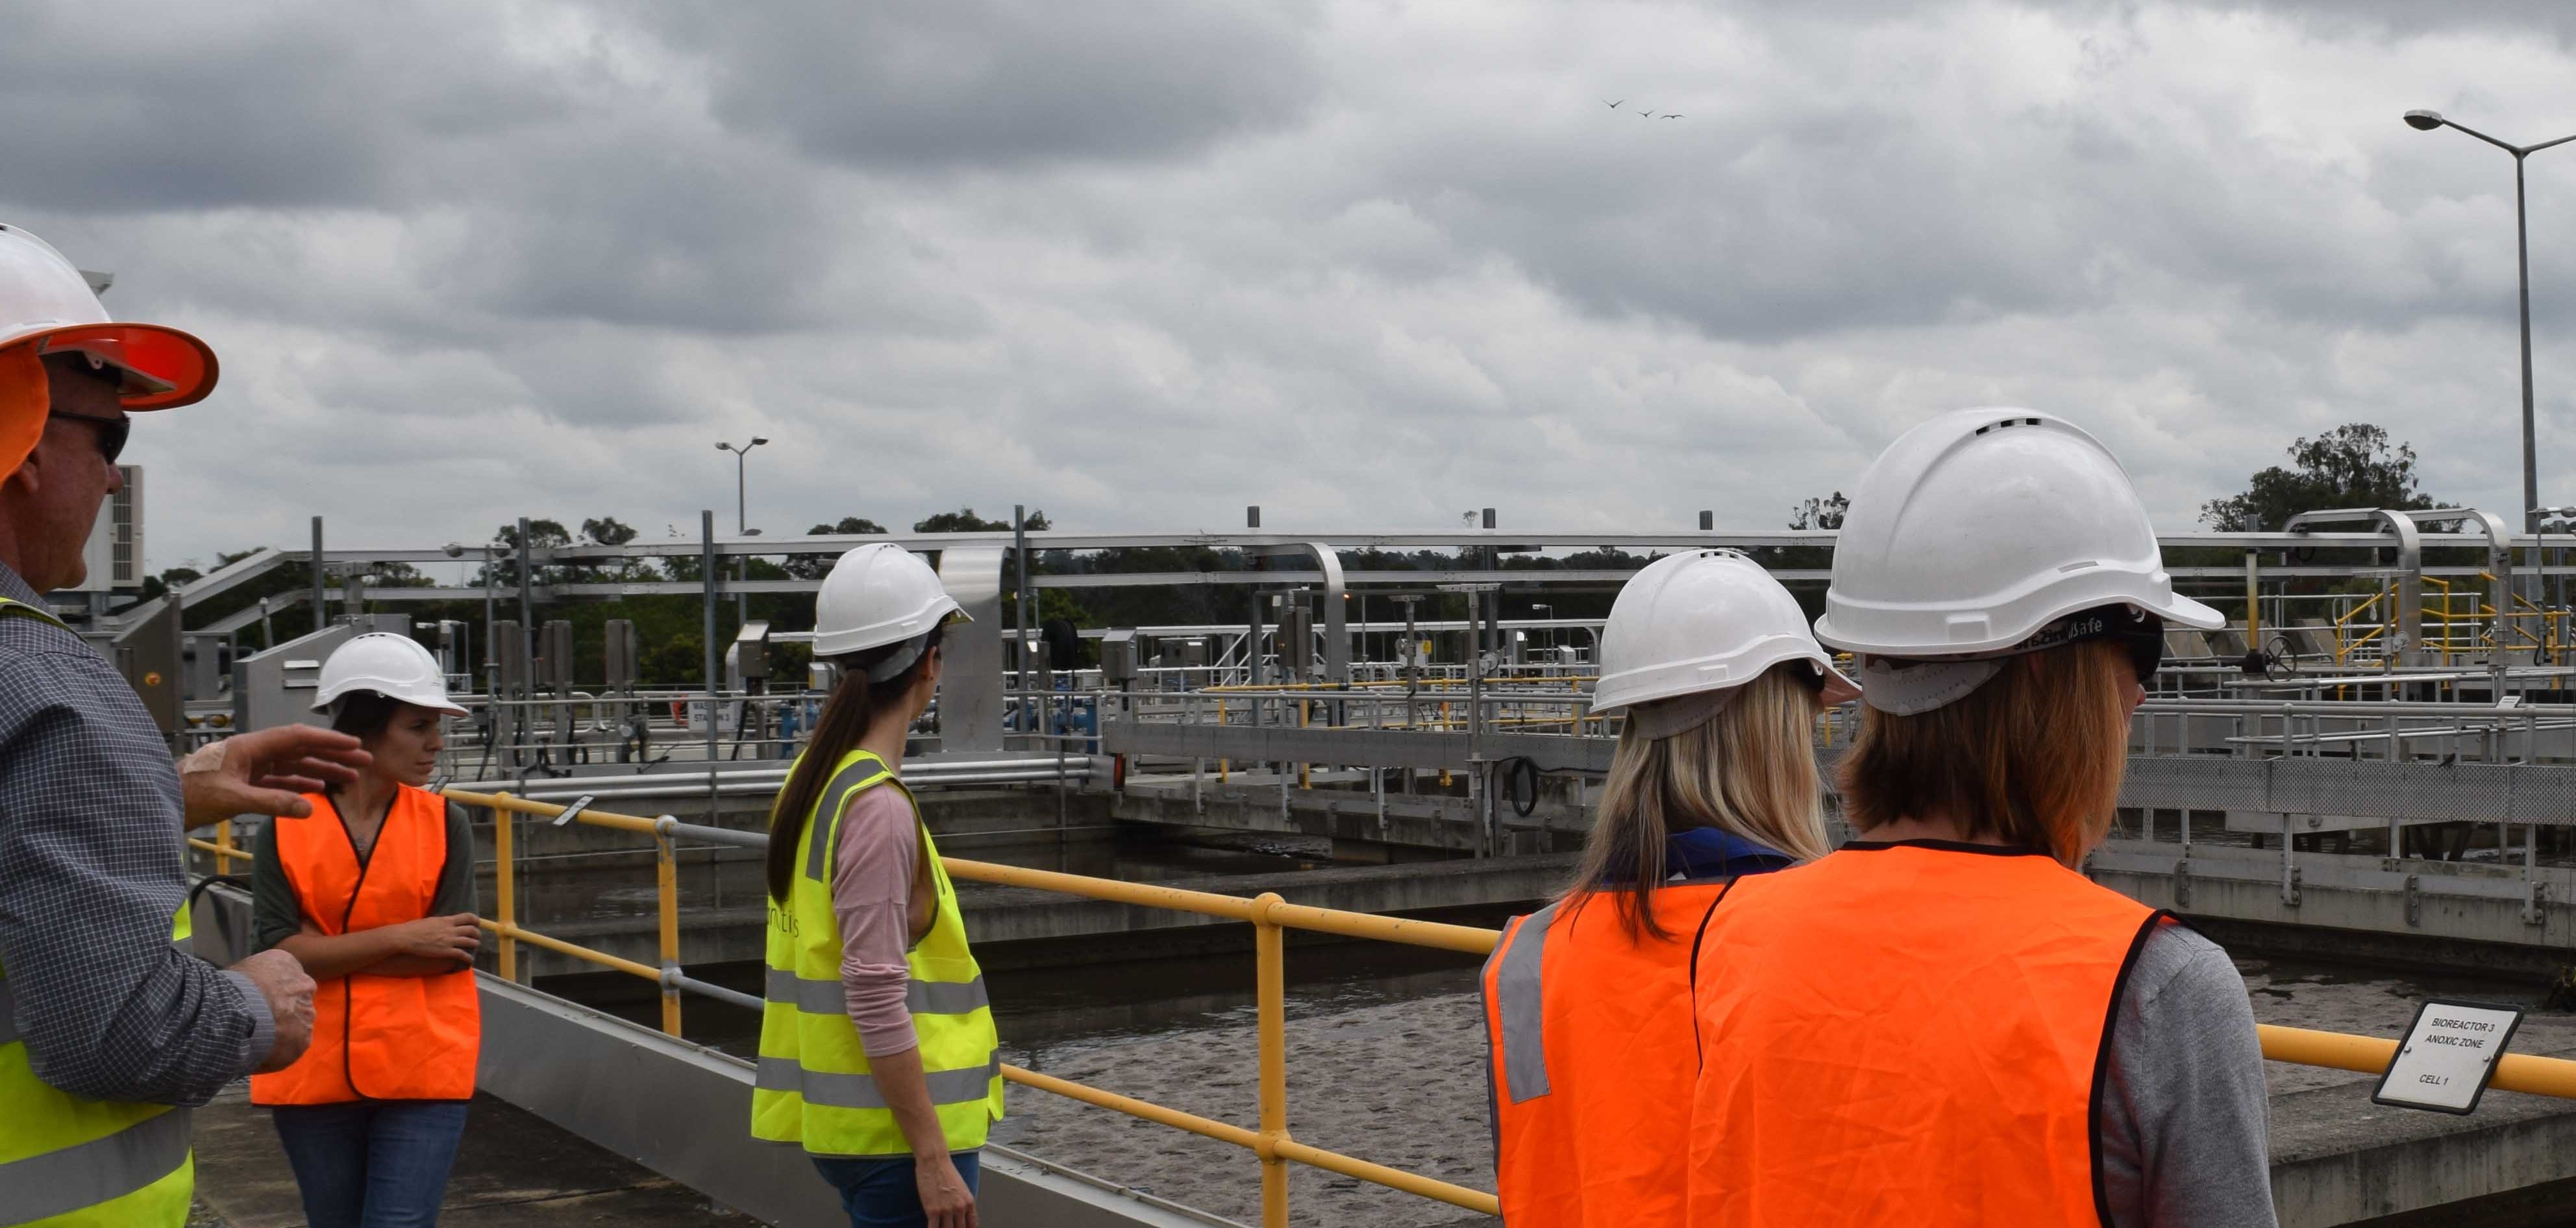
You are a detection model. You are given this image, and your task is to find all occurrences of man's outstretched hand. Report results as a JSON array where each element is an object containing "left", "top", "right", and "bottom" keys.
[{"left": 180, "top": 725, "right": 373, "bottom": 827}]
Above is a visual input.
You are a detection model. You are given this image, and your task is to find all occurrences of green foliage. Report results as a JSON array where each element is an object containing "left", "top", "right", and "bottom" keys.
[
  {"left": 1789, "top": 492, "right": 1848, "bottom": 531},
  {"left": 913, "top": 507, "right": 1046, "bottom": 533},
  {"left": 784, "top": 516, "right": 888, "bottom": 579},
  {"left": 581, "top": 516, "right": 638, "bottom": 545},
  {"left": 2199, "top": 425, "right": 2435, "bottom": 533}
]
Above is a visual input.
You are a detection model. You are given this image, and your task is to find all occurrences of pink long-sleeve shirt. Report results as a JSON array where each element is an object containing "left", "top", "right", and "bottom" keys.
[{"left": 830, "top": 785, "right": 926, "bottom": 1057}]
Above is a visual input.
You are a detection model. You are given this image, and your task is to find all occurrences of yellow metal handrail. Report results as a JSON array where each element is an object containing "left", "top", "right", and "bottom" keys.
[
  {"left": 2329, "top": 586, "right": 2393, "bottom": 666},
  {"left": 425, "top": 785, "right": 2576, "bottom": 1227}
]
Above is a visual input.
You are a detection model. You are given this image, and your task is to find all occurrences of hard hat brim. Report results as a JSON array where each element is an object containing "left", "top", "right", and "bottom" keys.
[
  {"left": 5, "top": 321, "right": 219, "bottom": 410},
  {"left": 1816, "top": 590, "right": 2227, "bottom": 657},
  {"left": 1818, "top": 664, "right": 1863, "bottom": 707},
  {"left": 310, "top": 690, "right": 470, "bottom": 719}
]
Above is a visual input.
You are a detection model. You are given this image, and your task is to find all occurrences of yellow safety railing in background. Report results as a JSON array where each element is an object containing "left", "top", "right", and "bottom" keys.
[
  {"left": 186, "top": 818, "right": 250, "bottom": 869},
  {"left": 2329, "top": 586, "right": 2392, "bottom": 667},
  {"left": 368, "top": 785, "right": 2576, "bottom": 1228}
]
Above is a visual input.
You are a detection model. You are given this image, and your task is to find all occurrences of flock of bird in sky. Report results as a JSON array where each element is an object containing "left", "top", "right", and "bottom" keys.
[{"left": 1604, "top": 99, "right": 1683, "bottom": 119}]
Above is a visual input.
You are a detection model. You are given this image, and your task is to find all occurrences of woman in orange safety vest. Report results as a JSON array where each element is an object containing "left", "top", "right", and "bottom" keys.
[
  {"left": 1481, "top": 549, "right": 1859, "bottom": 1227},
  {"left": 1685, "top": 410, "right": 2276, "bottom": 1228},
  {"left": 249, "top": 633, "right": 482, "bottom": 1228}
]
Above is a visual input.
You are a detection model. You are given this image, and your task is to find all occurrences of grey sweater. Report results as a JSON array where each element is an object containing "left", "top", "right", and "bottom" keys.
[{"left": 2098, "top": 923, "right": 2279, "bottom": 1228}]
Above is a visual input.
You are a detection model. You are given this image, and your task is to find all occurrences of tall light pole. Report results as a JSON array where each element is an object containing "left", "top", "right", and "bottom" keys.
[
  {"left": 715, "top": 437, "right": 769, "bottom": 535},
  {"left": 2403, "top": 110, "right": 2576, "bottom": 542},
  {"left": 716, "top": 438, "right": 769, "bottom": 627}
]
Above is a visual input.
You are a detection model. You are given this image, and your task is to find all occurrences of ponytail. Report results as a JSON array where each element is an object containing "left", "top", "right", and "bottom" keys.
[{"left": 763, "top": 625, "right": 945, "bottom": 903}]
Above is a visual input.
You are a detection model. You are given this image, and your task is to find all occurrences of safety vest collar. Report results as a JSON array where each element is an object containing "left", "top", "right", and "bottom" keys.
[
  {"left": 1838, "top": 837, "right": 2056, "bottom": 858},
  {"left": 0, "top": 594, "right": 68, "bottom": 629},
  {"left": 1661, "top": 828, "right": 1794, "bottom": 881}
]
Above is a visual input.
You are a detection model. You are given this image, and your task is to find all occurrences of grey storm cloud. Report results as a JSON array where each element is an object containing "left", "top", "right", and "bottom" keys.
[
  {"left": 0, "top": 0, "right": 2571, "bottom": 571},
  {"left": 627, "top": 0, "right": 1328, "bottom": 170}
]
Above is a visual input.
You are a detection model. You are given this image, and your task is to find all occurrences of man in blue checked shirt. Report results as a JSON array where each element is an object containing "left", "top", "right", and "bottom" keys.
[{"left": 0, "top": 222, "right": 374, "bottom": 1227}]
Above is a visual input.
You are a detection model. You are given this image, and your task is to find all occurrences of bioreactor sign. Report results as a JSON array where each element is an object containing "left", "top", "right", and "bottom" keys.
[{"left": 2372, "top": 1001, "right": 2526, "bottom": 1115}]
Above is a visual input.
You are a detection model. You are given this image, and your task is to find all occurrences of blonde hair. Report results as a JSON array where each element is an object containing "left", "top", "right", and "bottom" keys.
[
  {"left": 1837, "top": 640, "right": 2132, "bottom": 866},
  {"left": 1570, "top": 665, "right": 1833, "bottom": 941}
]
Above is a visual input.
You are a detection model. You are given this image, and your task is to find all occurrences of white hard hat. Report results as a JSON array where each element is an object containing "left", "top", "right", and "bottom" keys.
[
  {"left": 0, "top": 223, "right": 218, "bottom": 411},
  {"left": 313, "top": 632, "right": 468, "bottom": 718},
  {"left": 1593, "top": 549, "right": 1861, "bottom": 737},
  {"left": 1816, "top": 409, "right": 2223, "bottom": 714},
  {"left": 813, "top": 543, "right": 968, "bottom": 676}
]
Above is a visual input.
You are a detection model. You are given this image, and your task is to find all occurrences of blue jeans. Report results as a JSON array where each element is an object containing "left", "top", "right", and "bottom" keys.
[
  {"left": 813, "top": 1151, "right": 982, "bottom": 1228},
  {"left": 271, "top": 1099, "right": 472, "bottom": 1228}
]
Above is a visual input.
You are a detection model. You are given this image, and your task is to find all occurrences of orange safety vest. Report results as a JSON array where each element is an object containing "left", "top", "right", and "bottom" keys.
[
  {"left": 250, "top": 786, "right": 480, "bottom": 1105},
  {"left": 1685, "top": 841, "right": 2164, "bottom": 1228},
  {"left": 1481, "top": 881, "right": 1730, "bottom": 1227}
]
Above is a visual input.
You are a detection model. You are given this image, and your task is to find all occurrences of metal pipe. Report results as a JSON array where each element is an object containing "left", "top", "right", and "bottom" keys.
[
  {"left": 669, "top": 971, "right": 762, "bottom": 1013},
  {"left": 702, "top": 510, "right": 719, "bottom": 777},
  {"left": 310, "top": 517, "right": 327, "bottom": 630}
]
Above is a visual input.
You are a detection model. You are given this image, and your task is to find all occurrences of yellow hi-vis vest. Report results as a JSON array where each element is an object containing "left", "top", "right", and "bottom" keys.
[
  {"left": 750, "top": 748, "right": 1003, "bottom": 1157},
  {"left": 0, "top": 596, "right": 199, "bottom": 1227}
]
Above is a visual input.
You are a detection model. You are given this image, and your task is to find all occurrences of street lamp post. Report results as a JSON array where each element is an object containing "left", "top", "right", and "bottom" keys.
[
  {"left": 716, "top": 437, "right": 770, "bottom": 628},
  {"left": 2404, "top": 110, "right": 2576, "bottom": 539},
  {"left": 715, "top": 437, "right": 770, "bottom": 535},
  {"left": 1531, "top": 603, "right": 1552, "bottom": 658}
]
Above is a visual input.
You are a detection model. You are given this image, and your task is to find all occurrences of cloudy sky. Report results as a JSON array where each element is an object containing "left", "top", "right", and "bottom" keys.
[{"left": 6, "top": 0, "right": 2575, "bottom": 575}]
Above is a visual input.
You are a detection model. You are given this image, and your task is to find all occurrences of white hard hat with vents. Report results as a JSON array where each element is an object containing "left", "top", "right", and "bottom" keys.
[
  {"left": 813, "top": 543, "right": 969, "bottom": 679},
  {"left": 1815, "top": 408, "right": 2223, "bottom": 714},
  {"left": 313, "top": 632, "right": 468, "bottom": 718},
  {"left": 1592, "top": 549, "right": 1860, "bottom": 740}
]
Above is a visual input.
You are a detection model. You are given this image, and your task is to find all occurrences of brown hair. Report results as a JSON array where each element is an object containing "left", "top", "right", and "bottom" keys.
[
  {"left": 1570, "top": 665, "right": 1833, "bottom": 942},
  {"left": 1836, "top": 640, "right": 2133, "bottom": 866},
  {"left": 763, "top": 626, "right": 944, "bottom": 903}
]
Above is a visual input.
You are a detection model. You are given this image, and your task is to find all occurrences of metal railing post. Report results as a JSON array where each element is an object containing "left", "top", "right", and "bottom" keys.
[
  {"left": 493, "top": 792, "right": 518, "bottom": 983},
  {"left": 1298, "top": 699, "right": 1311, "bottom": 790},
  {"left": 215, "top": 819, "right": 234, "bottom": 870},
  {"left": 658, "top": 832, "right": 683, "bottom": 1036},
  {"left": 1253, "top": 892, "right": 1289, "bottom": 1228}
]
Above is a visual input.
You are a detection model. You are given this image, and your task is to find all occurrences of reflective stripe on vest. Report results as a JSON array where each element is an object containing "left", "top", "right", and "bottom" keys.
[
  {"left": 0, "top": 1101, "right": 191, "bottom": 1225},
  {"left": 754, "top": 1053, "right": 1006, "bottom": 1110},
  {"left": 762, "top": 967, "right": 992, "bottom": 1017},
  {"left": 1480, "top": 884, "right": 1729, "bottom": 1228},
  {"left": 1685, "top": 844, "right": 2164, "bottom": 1228},
  {"left": 1484, "top": 901, "right": 1557, "bottom": 1103},
  {"left": 751, "top": 747, "right": 1004, "bottom": 1157},
  {"left": 0, "top": 881, "right": 200, "bottom": 1227},
  {"left": 249, "top": 785, "right": 480, "bottom": 1105}
]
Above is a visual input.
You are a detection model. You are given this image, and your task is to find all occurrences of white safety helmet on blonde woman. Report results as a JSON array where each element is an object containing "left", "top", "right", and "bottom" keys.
[
  {"left": 313, "top": 633, "right": 469, "bottom": 718},
  {"left": 1593, "top": 549, "right": 1861, "bottom": 740},
  {"left": 812, "top": 543, "right": 969, "bottom": 679},
  {"left": 1814, "top": 408, "right": 2223, "bottom": 715}
]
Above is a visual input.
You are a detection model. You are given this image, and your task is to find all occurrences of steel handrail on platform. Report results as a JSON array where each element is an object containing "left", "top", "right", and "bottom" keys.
[{"left": 182, "top": 786, "right": 2576, "bottom": 1228}]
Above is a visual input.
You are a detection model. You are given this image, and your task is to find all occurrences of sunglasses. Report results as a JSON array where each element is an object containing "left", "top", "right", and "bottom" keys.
[
  {"left": 2118, "top": 618, "right": 2166, "bottom": 686},
  {"left": 48, "top": 412, "right": 130, "bottom": 465}
]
